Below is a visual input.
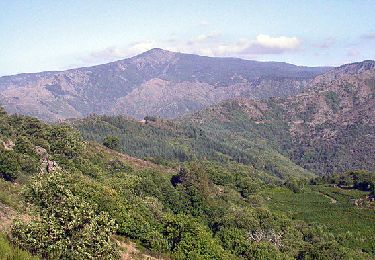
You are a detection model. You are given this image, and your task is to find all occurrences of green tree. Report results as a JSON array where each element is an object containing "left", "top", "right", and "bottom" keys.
[
  {"left": 103, "top": 136, "right": 120, "bottom": 150},
  {"left": 48, "top": 125, "right": 85, "bottom": 159},
  {"left": 0, "top": 151, "right": 21, "bottom": 181}
]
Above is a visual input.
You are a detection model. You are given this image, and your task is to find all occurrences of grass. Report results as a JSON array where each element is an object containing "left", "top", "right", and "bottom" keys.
[
  {"left": 0, "top": 233, "right": 38, "bottom": 260},
  {"left": 0, "top": 180, "right": 23, "bottom": 211},
  {"left": 262, "top": 185, "right": 375, "bottom": 255}
]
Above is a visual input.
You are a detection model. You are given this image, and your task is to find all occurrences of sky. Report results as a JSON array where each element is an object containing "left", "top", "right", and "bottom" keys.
[{"left": 1, "top": 0, "right": 375, "bottom": 76}]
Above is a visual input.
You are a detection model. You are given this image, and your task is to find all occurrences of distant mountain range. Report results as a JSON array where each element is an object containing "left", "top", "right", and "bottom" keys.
[
  {"left": 0, "top": 48, "right": 330, "bottom": 121},
  {"left": 1, "top": 48, "right": 374, "bottom": 174},
  {"left": 73, "top": 60, "right": 375, "bottom": 175}
]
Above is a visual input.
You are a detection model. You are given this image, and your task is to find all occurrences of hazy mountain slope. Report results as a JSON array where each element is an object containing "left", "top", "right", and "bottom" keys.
[
  {"left": 284, "top": 60, "right": 375, "bottom": 173},
  {"left": 0, "top": 48, "right": 330, "bottom": 121},
  {"left": 184, "top": 60, "right": 375, "bottom": 174}
]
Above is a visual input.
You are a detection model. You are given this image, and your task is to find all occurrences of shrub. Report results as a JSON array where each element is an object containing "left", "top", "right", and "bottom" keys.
[{"left": 11, "top": 171, "right": 119, "bottom": 259}]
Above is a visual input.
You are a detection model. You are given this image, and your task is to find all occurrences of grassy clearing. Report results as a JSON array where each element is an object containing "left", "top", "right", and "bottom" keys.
[
  {"left": 262, "top": 185, "right": 375, "bottom": 255},
  {"left": 0, "top": 179, "right": 24, "bottom": 213}
]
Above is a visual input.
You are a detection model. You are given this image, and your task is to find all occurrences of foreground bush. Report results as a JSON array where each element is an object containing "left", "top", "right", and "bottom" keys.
[{"left": 11, "top": 171, "right": 119, "bottom": 259}]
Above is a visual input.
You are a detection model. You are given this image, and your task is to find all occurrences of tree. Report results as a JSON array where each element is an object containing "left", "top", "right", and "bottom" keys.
[
  {"left": 144, "top": 116, "right": 157, "bottom": 123},
  {"left": 0, "top": 151, "right": 21, "bottom": 181},
  {"left": 12, "top": 171, "right": 119, "bottom": 259},
  {"left": 162, "top": 214, "right": 231, "bottom": 259},
  {"left": 48, "top": 125, "right": 85, "bottom": 159},
  {"left": 103, "top": 136, "right": 120, "bottom": 150}
]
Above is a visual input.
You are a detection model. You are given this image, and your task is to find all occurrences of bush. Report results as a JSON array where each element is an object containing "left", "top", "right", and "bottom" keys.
[
  {"left": 11, "top": 171, "right": 119, "bottom": 259},
  {"left": 163, "top": 214, "right": 232, "bottom": 259}
]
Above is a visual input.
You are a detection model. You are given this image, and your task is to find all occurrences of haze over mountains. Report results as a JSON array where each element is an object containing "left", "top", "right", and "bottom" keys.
[{"left": 0, "top": 48, "right": 330, "bottom": 121}]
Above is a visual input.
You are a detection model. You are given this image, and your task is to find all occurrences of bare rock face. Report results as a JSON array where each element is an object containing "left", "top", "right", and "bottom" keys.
[{"left": 0, "top": 49, "right": 330, "bottom": 121}]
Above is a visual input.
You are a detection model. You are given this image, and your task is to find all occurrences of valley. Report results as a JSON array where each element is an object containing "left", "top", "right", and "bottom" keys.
[{"left": 0, "top": 52, "right": 374, "bottom": 259}]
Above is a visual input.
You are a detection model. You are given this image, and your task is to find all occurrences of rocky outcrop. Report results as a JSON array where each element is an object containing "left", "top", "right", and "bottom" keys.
[
  {"left": 2, "top": 140, "right": 15, "bottom": 151},
  {"left": 35, "top": 146, "right": 60, "bottom": 173}
]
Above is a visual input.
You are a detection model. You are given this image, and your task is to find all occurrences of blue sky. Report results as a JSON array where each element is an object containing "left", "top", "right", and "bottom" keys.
[{"left": 1, "top": 0, "right": 375, "bottom": 76}]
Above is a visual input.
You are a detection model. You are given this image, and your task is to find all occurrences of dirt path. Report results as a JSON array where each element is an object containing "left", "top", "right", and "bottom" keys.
[
  {"left": 318, "top": 192, "right": 337, "bottom": 204},
  {"left": 117, "top": 241, "right": 163, "bottom": 260},
  {"left": 0, "top": 202, "right": 17, "bottom": 232}
]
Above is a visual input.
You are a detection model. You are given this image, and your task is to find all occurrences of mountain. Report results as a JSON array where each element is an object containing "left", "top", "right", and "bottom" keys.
[
  {"left": 0, "top": 48, "right": 330, "bottom": 121},
  {"left": 72, "top": 60, "right": 375, "bottom": 175},
  {"left": 184, "top": 60, "right": 375, "bottom": 174}
]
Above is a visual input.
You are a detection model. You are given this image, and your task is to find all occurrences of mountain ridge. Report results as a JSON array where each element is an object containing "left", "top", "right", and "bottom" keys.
[
  {"left": 0, "top": 48, "right": 331, "bottom": 121},
  {"left": 181, "top": 60, "right": 375, "bottom": 174}
]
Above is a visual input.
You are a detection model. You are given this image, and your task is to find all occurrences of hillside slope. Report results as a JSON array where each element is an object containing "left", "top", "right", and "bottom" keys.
[
  {"left": 184, "top": 60, "right": 375, "bottom": 174},
  {"left": 0, "top": 107, "right": 373, "bottom": 259},
  {"left": 0, "top": 48, "right": 329, "bottom": 121},
  {"left": 72, "top": 60, "right": 375, "bottom": 175}
]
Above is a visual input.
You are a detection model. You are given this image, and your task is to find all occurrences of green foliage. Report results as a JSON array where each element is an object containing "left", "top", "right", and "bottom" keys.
[
  {"left": 163, "top": 214, "right": 231, "bottom": 259},
  {"left": 103, "top": 135, "right": 120, "bottom": 150},
  {"left": 72, "top": 114, "right": 312, "bottom": 180},
  {"left": 0, "top": 233, "right": 38, "bottom": 260},
  {"left": 263, "top": 186, "right": 375, "bottom": 257},
  {"left": 285, "top": 178, "right": 305, "bottom": 193},
  {"left": 0, "top": 151, "right": 21, "bottom": 181},
  {"left": 0, "top": 108, "right": 374, "bottom": 259},
  {"left": 314, "top": 170, "right": 375, "bottom": 194},
  {"left": 48, "top": 124, "right": 85, "bottom": 160},
  {"left": 12, "top": 171, "right": 119, "bottom": 259},
  {"left": 324, "top": 91, "right": 341, "bottom": 112}
]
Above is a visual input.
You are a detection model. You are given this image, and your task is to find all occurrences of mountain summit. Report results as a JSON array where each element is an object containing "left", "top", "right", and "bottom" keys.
[{"left": 0, "top": 49, "right": 330, "bottom": 121}]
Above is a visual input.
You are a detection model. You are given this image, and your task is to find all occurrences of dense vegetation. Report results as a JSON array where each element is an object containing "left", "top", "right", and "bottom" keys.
[
  {"left": 72, "top": 113, "right": 312, "bottom": 181},
  {"left": 0, "top": 107, "right": 374, "bottom": 259}
]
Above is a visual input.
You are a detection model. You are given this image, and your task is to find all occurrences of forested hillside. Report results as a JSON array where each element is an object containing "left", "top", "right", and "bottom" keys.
[
  {"left": 72, "top": 61, "right": 375, "bottom": 176},
  {"left": 72, "top": 114, "right": 312, "bottom": 181},
  {"left": 1, "top": 107, "right": 374, "bottom": 259}
]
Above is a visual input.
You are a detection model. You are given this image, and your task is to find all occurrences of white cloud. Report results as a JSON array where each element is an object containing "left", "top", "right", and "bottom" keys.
[
  {"left": 197, "top": 20, "right": 210, "bottom": 27},
  {"left": 255, "top": 34, "right": 300, "bottom": 50},
  {"left": 79, "top": 34, "right": 301, "bottom": 65},
  {"left": 80, "top": 41, "right": 157, "bottom": 64},
  {"left": 208, "top": 35, "right": 301, "bottom": 56}
]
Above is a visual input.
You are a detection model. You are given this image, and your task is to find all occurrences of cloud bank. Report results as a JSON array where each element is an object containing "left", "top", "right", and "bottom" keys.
[{"left": 80, "top": 34, "right": 301, "bottom": 65}]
